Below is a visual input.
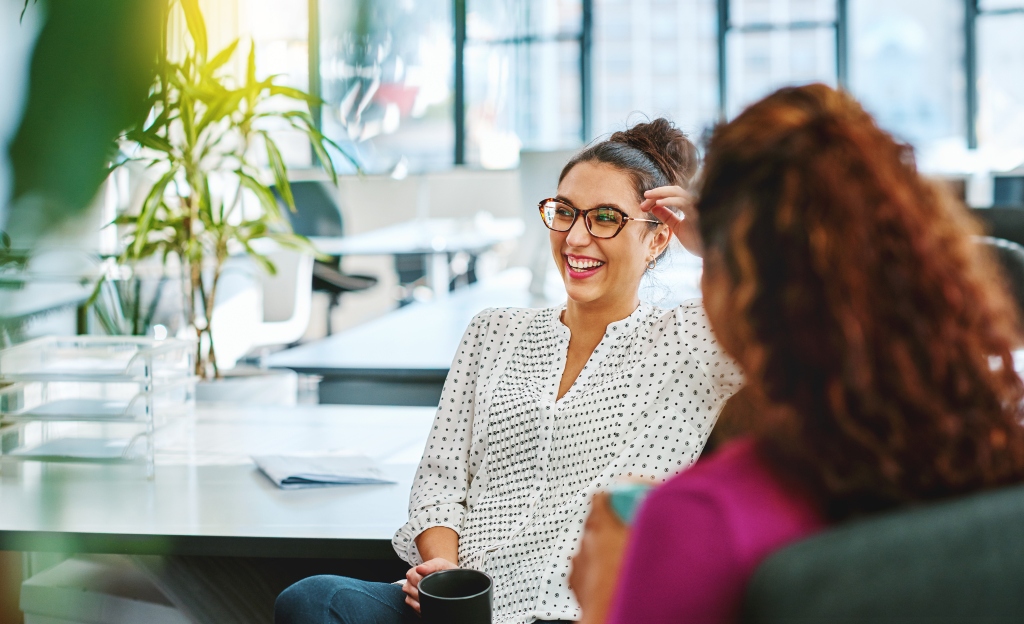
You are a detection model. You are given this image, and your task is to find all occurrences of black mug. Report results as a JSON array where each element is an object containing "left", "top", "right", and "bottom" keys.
[{"left": 418, "top": 568, "right": 493, "bottom": 624}]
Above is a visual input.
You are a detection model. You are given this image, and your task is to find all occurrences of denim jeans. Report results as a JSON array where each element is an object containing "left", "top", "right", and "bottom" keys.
[{"left": 274, "top": 575, "right": 574, "bottom": 624}]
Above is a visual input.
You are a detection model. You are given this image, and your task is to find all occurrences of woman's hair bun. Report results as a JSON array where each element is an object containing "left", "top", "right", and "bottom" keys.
[
  {"left": 609, "top": 118, "right": 699, "bottom": 188},
  {"left": 558, "top": 116, "right": 700, "bottom": 196}
]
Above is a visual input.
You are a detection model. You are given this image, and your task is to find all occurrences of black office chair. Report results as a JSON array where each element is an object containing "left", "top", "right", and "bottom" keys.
[
  {"left": 971, "top": 207, "right": 1024, "bottom": 248},
  {"left": 979, "top": 235, "right": 1024, "bottom": 318},
  {"left": 273, "top": 181, "right": 378, "bottom": 335},
  {"left": 994, "top": 174, "right": 1024, "bottom": 208}
]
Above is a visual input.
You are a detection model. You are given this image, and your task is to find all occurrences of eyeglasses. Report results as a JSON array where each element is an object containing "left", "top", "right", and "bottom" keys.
[{"left": 538, "top": 198, "right": 660, "bottom": 239}]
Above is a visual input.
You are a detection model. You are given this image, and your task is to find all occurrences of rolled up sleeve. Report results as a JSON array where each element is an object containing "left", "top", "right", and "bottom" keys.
[{"left": 392, "top": 310, "right": 492, "bottom": 565}]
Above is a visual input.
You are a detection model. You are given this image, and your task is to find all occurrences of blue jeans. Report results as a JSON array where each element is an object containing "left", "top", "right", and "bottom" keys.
[{"left": 274, "top": 575, "right": 574, "bottom": 624}]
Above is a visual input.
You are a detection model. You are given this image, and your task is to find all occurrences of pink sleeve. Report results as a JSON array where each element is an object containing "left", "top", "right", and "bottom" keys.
[{"left": 606, "top": 488, "right": 745, "bottom": 624}]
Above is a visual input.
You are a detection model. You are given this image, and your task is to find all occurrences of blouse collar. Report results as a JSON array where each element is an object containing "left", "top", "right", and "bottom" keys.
[{"left": 552, "top": 302, "right": 650, "bottom": 339}]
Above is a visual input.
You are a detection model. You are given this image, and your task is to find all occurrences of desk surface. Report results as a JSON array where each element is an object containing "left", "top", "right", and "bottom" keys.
[
  {"left": 0, "top": 404, "right": 435, "bottom": 559},
  {"left": 267, "top": 268, "right": 565, "bottom": 378},
  {"left": 309, "top": 216, "right": 525, "bottom": 256}
]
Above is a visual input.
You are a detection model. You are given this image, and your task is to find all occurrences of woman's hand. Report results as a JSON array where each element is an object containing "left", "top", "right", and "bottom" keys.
[
  {"left": 640, "top": 185, "right": 702, "bottom": 258},
  {"left": 570, "top": 492, "right": 632, "bottom": 624},
  {"left": 403, "top": 557, "right": 459, "bottom": 613}
]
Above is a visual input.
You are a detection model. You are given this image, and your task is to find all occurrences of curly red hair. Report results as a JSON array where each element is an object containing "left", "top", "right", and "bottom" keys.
[{"left": 698, "top": 84, "right": 1024, "bottom": 520}]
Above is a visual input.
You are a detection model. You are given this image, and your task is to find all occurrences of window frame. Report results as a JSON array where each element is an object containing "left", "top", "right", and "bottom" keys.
[
  {"left": 453, "top": 0, "right": 592, "bottom": 164},
  {"left": 715, "top": 0, "right": 849, "bottom": 121},
  {"left": 966, "top": 0, "right": 1024, "bottom": 148},
  {"left": 301, "top": 0, "right": 1022, "bottom": 168}
]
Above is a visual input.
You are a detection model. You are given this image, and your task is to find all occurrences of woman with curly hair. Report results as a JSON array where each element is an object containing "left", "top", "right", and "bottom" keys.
[{"left": 570, "top": 83, "right": 1024, "bottom": 624}]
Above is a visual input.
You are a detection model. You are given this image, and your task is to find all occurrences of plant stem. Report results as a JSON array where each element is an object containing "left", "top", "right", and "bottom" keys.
[{"left": 205, "top": 263, "right": 221, "bottom": 379}]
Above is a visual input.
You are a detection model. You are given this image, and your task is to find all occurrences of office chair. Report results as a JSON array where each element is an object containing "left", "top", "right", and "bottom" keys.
[
  {"left": 994, "top": 174, "right": 1024, "bottom": 208},
  {"left": 980, "top": 236, "right": 1024, "bottom": 317},
  {"left": 273, "top": 181, "right": 378, "bottom": 334},
  {"left": 971, "top": 207, "right": 1024, "bottom": 248}
]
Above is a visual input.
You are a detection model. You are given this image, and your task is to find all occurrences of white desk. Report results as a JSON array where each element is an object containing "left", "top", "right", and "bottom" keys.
[
  {"left": 267, "top": 258, "right": 703, "bottom": 405},
  {"left": 267, "top": 268, "right": 565, "bottom": 405},
  {"left": 0, "top": 404, "right": 434, "bottom": 559},
  {"left": 309, "top": 216, "right": 525, "bottom": 299}
]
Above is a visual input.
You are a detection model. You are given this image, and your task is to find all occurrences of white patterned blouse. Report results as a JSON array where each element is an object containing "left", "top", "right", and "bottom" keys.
[{"left": 392, "top": 301, "right": 743, "bottom": 624}]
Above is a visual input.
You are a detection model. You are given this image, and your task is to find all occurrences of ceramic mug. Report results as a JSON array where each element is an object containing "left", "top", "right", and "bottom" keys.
[{"left": 418, "top": 568, "right": 493, "bottom": 624}]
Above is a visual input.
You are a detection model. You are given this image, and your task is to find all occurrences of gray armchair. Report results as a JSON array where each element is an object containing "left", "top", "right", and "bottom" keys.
[{"left": 742, "top": 483, "right": 1024, "bottom": 623}]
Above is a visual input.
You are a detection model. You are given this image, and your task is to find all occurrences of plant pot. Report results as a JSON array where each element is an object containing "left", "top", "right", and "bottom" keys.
[{"left": 195, "top": 366, "right": 298, "bottom": 405}]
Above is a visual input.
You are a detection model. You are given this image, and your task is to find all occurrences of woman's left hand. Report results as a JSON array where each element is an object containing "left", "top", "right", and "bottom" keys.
[
  {"left": 640, "top": 185, "right": 702, "bottom": 258},
  {"left": 570, "top": 492, "right": 632, "bottom": 624}
]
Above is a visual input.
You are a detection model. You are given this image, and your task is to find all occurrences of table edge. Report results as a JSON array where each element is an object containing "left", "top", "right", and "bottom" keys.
[
  {"left": 0, "top": 530, "right": 402, "bottom": 560},
  {"left": 266, "top": 365, "right": 449, "bottom": 380}
]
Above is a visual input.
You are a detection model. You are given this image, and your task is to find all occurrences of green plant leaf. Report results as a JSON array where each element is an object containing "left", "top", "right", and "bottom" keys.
[
  {"left": 180, "top": 90, "right": 196, "bottom": 146},
  {"left": 268, "top": 85, "right": 319, "bottom": 104},
  {"left": 267, "top": 231, "right": 322, "bottom": 257},
  {"left": 206, "top": 38, "right": 239, "bottom": 75},
  {"left": 20, "top": 0, "right": 36, "bottom": 22},
  {"left": 260, "top": 131, "right": 293, "bottom": 211},
  {"left": 309, "top": 133, "right": 338, "bottom": 185},
  {"left": 127, "top": 128, "right": 174, "bottom": 154},
  {"left": 242, "top": 244, "right": 277, "bottom": 276},
  {"left": 131, "top": 167, "right": 178, "bottom": 258},
  {"left": 84, "top": 273, "right": 109, "bottom": 309},
  {"left": 271, "top": 109, "right": 317, "bottom": 127},
  {"left": 236, "top": 170, "right": 280, "bottom": 218},
  {"left": 179, "top": 0, "right": 208, "bottom": 60},
  {"left": 200, "top": 175, "right": 214, "bottom": 220},
  {"left": 246, "top": 41, "right": 257, "bottom": 89},
  {"left": 196, "top": 89, "right": 244, "bottom": 136},
  {"left": 8, "top": 0, "right": 164, "bottom": 242}
]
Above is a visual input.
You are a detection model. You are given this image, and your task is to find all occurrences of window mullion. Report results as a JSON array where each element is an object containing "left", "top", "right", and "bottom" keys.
[
  {"left": 966, "top": 0, "right": 979, "bottom": 149},
  {"left": 836, "top": 0, "right": 848, "bottom": 88}
]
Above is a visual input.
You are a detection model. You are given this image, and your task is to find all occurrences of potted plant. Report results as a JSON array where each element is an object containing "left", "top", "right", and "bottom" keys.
[{"left": 109, "top": 0, "right": 356, "bottom": 381}]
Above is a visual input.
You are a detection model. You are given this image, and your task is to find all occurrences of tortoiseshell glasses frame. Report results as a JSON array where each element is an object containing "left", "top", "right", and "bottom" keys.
[{"left": 537, "top": 198, "right": 660, "bottom": 239}]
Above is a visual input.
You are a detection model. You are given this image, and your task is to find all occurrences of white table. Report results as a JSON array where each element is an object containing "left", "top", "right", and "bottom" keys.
[
  {"left": 0, "top": 404, "right": 435, "bottom": 559},
  {"left": 267, "top": 268, "right": 566, "bottom": 405},
  {"left": 267, "top": 257, "right": 703, "bottom": 405},
  {"left": 309, "top": 216, "right": 525, "bottom": 299}
]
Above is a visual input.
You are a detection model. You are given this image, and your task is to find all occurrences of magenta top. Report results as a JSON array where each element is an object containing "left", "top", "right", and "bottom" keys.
[{"left": 606, "top": 438, "right": 826, "bottom": 624}]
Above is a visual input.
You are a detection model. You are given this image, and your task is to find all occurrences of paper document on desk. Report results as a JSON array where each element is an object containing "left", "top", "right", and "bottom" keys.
[{"left": 253, "top": 454, "right": 396, "bottom": 489}]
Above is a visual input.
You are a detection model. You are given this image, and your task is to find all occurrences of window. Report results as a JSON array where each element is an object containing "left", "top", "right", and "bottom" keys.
[
  {"left": 242, "top": 0, "right": 313, "bottom": 167},
  {"left": 317, "top": 0, "right": 455, "bottom": 174},
  {"left": 593, "top": 0, "right": 719, "bottom": 140},
  {"left": 244, "top": 0, "right": 1024, "bottom": 171},
  {"left": 976, "top": 2, "right": 1024, "bottom": 150},
  {"left": 724, "top": 0, "right": 840, "bottom": 118},
  {"left": 463, "top": 0, "right": 586, "bottom": 168},
  {"left": 848, "top": 0, "right": 965, "bottom": 151}
]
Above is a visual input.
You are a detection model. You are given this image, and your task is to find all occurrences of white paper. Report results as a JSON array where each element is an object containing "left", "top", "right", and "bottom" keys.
[{"left": 253, "top": 454, "right": 396, "bottom": 489}]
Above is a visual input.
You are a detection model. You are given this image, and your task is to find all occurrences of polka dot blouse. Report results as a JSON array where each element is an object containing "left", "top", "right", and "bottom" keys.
[{"left": 392, "top": 300, "right": 743, "bottom": 624}]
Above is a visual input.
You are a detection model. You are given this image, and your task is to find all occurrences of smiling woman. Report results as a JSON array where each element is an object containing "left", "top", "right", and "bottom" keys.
[{"left": 275, "top": 119, "right": 745, "bottom": 624}]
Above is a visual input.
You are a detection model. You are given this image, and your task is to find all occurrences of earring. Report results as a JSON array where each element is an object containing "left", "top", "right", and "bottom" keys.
[{"left": 647, "top": 257, "right": 657, "bottom": 269}]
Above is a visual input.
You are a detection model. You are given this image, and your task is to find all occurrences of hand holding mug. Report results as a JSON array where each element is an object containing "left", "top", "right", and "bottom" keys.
[{"left": 403, "top": 557, "right": 458, "bottom": 613}]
